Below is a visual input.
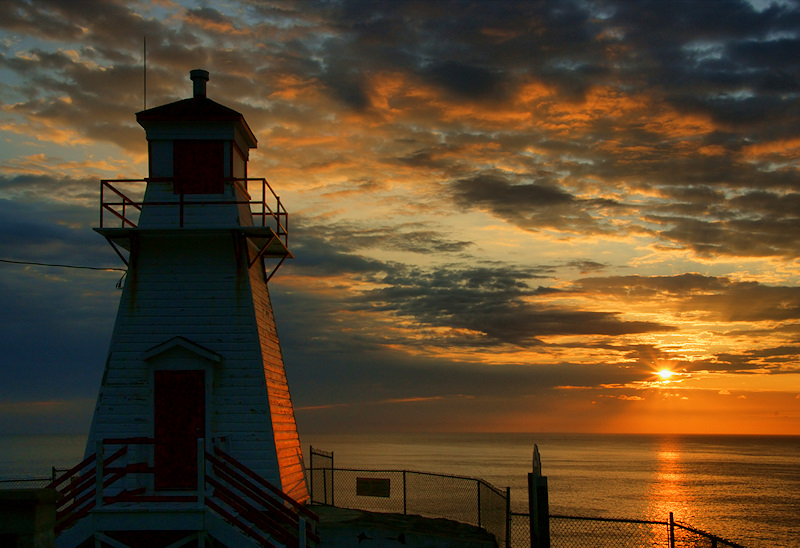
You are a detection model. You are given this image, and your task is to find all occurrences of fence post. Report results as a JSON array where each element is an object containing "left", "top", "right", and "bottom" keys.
[
  {"left": 310, "top": 446, "right": 314, "bottom": 503},
  {"left": 477, "top": 480, "right": 482, "bottom": 529},
  {"left": 505, "top": 486, "right": 511, "bottom": 548},
  {"left": 331, "top": 450, "right": 335, "bottom": 507},
  {"left": 669, "top": 512, "right": 675, "bottom": 548},
  {"left": 403, "top": 471, "right": 407, "bottom": 515},
  {"left": 529, "top": 444, "right": 549, "bottom": 548}
]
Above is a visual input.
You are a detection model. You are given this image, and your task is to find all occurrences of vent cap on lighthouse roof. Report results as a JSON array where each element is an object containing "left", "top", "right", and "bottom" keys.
[{"left": 136, "top": 69, "right": 257, "bottom": 150}]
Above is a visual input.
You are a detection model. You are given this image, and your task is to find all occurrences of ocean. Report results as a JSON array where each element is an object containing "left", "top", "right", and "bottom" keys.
[{"left": 2, "top": 433, "right": 798, "bottom": 547}]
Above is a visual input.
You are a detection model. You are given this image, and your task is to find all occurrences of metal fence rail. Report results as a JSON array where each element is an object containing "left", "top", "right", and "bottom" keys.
[
  {"left": 308, "top": 447, "right": 510, "bottom": 547},
  {"left": 0, "top": 477, "right": 52, "bottom": 489}
]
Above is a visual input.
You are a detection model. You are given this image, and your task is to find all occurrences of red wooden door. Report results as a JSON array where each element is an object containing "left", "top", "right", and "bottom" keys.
[{"left": 154, "top": 370, "right": 205, "bottom": 490}]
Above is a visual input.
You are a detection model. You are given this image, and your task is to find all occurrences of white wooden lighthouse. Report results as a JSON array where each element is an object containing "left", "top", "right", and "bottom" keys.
[{"left": 49, "top": 70, "right": 317, "bottom": 548}]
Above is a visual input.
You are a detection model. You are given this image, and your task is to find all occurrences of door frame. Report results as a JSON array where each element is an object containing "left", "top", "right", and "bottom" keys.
[{"left": 143, "top": 337, "right": 222, "bottom": 492}]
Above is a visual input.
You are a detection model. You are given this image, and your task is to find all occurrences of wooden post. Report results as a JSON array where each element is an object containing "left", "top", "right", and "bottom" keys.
[
  {"left": 299, "top": 516, "right": 307, "bottom": 548},
  {"left": 528, "top": 444, "right": 549, "bottom": 548},
  {"left": 197, "top": 438, "right": 205, "bottom": 508},
  {"left": 95, "top": 441, "right": 104, "bottom": 509}
]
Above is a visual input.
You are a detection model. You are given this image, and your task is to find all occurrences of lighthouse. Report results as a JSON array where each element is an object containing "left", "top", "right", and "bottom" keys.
[{"left": 49, "top": 70, "right": 317, "bottom": 548}]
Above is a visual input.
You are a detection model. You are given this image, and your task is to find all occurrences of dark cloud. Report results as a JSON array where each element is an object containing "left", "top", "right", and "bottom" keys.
[
  {"left": 352, "top": 265, "right": 674, "bottom": 346},
  {"left": 421, "top": 61, "right": 507, "bottom": 100},
  {"left": 297, "top": 219, "right": 473, "bottom": 256},
  {"left": 573, "top": 273, "right": 800, "bottom": 323},
  {"left": 452, "top": 171, "right": 618, "bottom": 234},
  {"left": 709, "top": 345, "right": 800, "bottom": 374}
]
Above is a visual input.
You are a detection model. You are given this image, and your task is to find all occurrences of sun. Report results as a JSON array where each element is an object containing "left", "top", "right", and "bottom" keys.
[{"left": 656, "top": 369, "right": 674, "bottom": 380}]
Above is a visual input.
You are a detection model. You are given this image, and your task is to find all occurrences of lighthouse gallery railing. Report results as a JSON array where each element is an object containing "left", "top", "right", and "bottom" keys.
[
  {"left": 99, "top": 177, "right": 289, "bottom": 248},
  {"left": 47, "top": 437, "right": 319, "bottom": 547}
]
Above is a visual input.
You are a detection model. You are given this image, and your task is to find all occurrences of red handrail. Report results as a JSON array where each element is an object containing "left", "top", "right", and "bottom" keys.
[
  {"left": 207, "top": 447, "right": 319, "bottom": 545},
  {"left": 206, "top": 498, "right": 279, "bottom": 548},
  {"left": 99, "top": 178, "right": 289, "bottom": 248},
  {"left": 212, "top": 445, "right": 318, "bottom": 522},
  {"left": 48, "top": 438, "right": 317, "bottom": 546},
  {"left": 209, "top": 478, "right": 293, "bottom": 546},
  {"left": 47, "top": 453, "right": 96, "bottom": 490}
]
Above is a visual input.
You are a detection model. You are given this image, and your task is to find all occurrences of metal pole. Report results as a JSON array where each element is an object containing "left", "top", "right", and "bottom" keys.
[
  {"left": 309, "top": 446, "right": 314, "bottom": 503},
  {"left": 403, "top": 471, "right": 407, "bottom": 515},
  {"left": 477, "top": 480, "right": 482, "bottom": 528},
  {"left": 669, "top": 512, "right": 675, "bottom": 548},
  {"left": 505, "top": 486, "right": 511, "bottom": 548}
]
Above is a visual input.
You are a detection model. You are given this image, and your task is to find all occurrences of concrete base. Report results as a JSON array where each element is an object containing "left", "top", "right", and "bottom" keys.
[
  {"left": 312, "top": 505, "right": 498, "bottom": 548},
  {"left": 0, "top": 489, "right": 57, "bottom": 548}
]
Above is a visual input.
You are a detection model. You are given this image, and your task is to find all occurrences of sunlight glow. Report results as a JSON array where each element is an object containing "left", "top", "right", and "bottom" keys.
[{"left": 656, "top": 369, "right": 674, "bottom": 380}]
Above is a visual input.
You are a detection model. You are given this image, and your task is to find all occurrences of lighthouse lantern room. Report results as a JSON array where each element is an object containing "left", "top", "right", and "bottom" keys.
[{"left": 49, "top": 70, "right": 317, "bottom": 548}]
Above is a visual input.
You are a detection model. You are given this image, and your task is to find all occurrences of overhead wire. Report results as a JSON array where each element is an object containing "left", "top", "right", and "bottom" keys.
[{"left": 0, "top": 258, "right": 128, "bottom": 288}]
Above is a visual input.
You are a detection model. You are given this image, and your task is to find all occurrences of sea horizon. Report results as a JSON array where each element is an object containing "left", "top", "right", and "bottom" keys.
[{"left": 2, "top": 431, "right": 798, "bottom": 547}]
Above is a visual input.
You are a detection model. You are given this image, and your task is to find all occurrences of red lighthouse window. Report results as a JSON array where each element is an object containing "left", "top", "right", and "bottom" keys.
[{"left": 173, "top": 140, "right": 224, "bottom": 194}]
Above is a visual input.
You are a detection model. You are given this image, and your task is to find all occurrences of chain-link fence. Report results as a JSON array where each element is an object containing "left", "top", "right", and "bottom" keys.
[
  {"left": 509, "top": 512, "right": 746, "bottom": 548},
  {"left": 308, "top": 447, "right": 510, "bottom": 546},
  {"left": 550, "top": 515, "right": 670, "bottom": 547},
  {"left": 672, "top": 520, "right": 747, "bottom": 548},
  {"left": 510, "top": 512, "right": 533, "bottom": 547},
  {"left": 0, "top": 468, "right": 69, "bottom": 490}
]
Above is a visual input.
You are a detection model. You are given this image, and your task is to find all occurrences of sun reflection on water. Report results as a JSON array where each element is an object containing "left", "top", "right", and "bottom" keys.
[{"left": 643, "top": 439, "right": 696, "bottom": 546}]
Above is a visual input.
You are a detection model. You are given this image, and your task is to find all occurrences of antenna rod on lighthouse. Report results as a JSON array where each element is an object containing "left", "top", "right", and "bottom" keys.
[{"left": 143, "top": 35, "right": 147, "bottom": 110}]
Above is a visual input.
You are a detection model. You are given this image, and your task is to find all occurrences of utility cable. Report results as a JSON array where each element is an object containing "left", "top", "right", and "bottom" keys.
[
  {"left": 0, "top": 258, "right": 126, "bottom": 272},
  {"left": 0, "top": 258, "right": 128, "bottom": 289}
]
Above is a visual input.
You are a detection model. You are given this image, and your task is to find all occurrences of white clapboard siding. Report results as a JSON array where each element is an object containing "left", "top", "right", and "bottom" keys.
[
  {"left": 138, "top": 182, "right": 250, "bottom": 229},
  {"left": 86, "top": 228, "right": 307, "bottom": 500}
]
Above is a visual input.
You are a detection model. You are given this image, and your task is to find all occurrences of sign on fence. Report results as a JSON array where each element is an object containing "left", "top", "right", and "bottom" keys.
[{"left": 356, "top": 477, "right": 391, "bottom": 498}]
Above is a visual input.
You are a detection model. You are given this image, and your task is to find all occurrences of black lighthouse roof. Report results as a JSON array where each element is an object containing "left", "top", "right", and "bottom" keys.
[{"left": 135, "top": 69, "right": 257, "bottom": 148}]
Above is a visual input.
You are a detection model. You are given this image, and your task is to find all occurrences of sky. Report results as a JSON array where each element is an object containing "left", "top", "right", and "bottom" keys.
[{"left": 1, "top": 0, "right": 799, "bottom": 437}]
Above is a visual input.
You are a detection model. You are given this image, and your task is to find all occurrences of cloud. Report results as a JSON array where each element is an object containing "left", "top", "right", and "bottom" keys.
[
  {"left": 451, "top": 170, "right": 620, "bottom": 235},
  {"left": 2, "top": 0, "right": 800, "bottom": 435}
]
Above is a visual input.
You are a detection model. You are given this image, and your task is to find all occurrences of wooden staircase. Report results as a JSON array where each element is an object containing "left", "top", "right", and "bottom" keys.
[{"left": 47, "top": 438, "right": 319, "bottom": 548}]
